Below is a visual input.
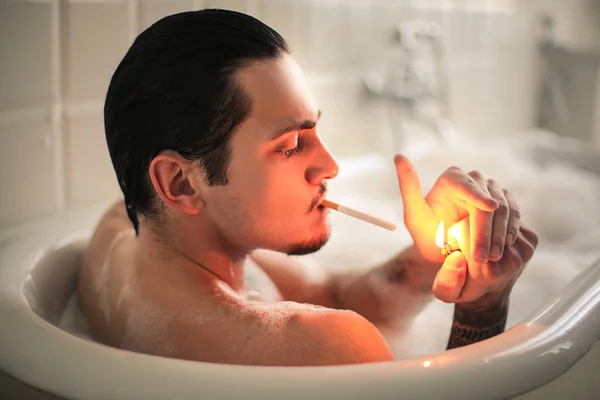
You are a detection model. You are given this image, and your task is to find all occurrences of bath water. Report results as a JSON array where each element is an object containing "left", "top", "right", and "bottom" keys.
[{"left": 59, "top": 129, "right": 600, "bottom": 359}]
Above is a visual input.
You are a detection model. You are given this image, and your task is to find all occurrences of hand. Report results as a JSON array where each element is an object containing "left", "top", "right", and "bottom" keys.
[
  {"left": 394, "top": 154, "right": 521, "bottom": 265},
  {"left": 432, "top": 218, "right": 539, "bottom": 304}
]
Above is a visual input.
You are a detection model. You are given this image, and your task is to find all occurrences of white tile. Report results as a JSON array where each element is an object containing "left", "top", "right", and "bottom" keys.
[
  {"left": 62, "top": 1, "right": 129, "bottom": 102},
  {"left": 490, "top": 62, "right": 539, "bottom": 132},
  {"left": 259, "top": 0, "right": 312, "bottom": 67},
  {"left": 0, "top": 112, "right": 59, "bottom": 228},
  {"left": 288, "top": 0, "right": 310, "bottom": 67},
  {"left": 0, "top": 1, "right": 52, "bottom": 110},
  {"left": 359, "top": 1, "right": 405, "bottom": 72},
  {"left": 305, "top": 1, "right": 340, "bottom": 72},
  {"left": 205, "top": 0, "right": 250, "bottom": 13},
  {"left": 445, "top": 66, "right": 489, "bottom": 135},
  {"left": 312, "top": 1, "right": 360, "bottom": 72},
  {"left": 447, "top": 57, "right": 538, "bottom": 137},
  {"left": 310, "top": 79, "right": 391, "bottom": 159},
  {"left": 138, "top": 0, "right": 195, "bottom": 33},
  {"left": 339, "top": 2, "right": 376, "bottom": 70},
  {"left": 64, "top": 110, "right": 121, "bottom": 208},
  {"left": 260, "top": 0, "right": 295, "bottom": 31},
  {"left": 260, "top": 0, "right": 298, "bottom": 53}
]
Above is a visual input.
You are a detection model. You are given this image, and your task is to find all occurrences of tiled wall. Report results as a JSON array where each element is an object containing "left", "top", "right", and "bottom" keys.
[{"left": 1, "top": 0, "right": 598, "bottom": 229}]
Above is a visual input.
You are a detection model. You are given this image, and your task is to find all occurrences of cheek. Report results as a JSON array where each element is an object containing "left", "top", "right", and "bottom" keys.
[
  {"left": 263, "top": 168, "right": 310, "bottom": 214},
  {"left": 234, "top": 160, "right": 307, "bottom": 210},
  {"left": 229, "top": 164, "right": 270, "bottom": 210}
]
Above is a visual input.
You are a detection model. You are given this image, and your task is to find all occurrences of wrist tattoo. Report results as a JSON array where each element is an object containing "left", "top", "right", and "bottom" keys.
[{"left": 447, "top": 301, "right": 509, "bottom": 349}]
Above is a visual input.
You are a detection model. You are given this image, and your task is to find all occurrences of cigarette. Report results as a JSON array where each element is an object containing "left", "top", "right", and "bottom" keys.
[{"left": 321, "top": 199, "right": 397, "bottom": 231}]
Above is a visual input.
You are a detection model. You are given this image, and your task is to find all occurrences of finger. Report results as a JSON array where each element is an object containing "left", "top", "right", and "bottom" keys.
[
  {"left": 487, "top": 179, "right": 509, "bottom": 262},
  {"left": 503, "top": 189, "right": 521, "bottom": 246},
  {"left": 504, "top": 231, "right": 535, "bottom": 274},
  {"left": 468, "top": 171, "right": 494, "bottom": 264},
  {"left": 518, "top": 222, "right": 539, "bottom": 250},
  {"left": 394, "top": 154, "right": 430, "bottom": 217},
  {"left": 443, "top": 168, "right": 499, "bottom": 211},
  {"left": 433, "top": 251, "right": 468, "bottom": 303}
]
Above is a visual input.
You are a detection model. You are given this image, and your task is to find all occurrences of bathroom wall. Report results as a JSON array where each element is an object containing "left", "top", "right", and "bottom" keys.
[{"left": 1, "top": 0, "right": 599, "bottom": 229}]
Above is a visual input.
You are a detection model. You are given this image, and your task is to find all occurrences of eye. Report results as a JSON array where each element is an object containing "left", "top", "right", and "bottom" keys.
[
  {"left": 275, "top": 133, "right": 303, "bottom": 158},
  {"left": 279, "top": 146, "right": 301, "bottom": 158}
]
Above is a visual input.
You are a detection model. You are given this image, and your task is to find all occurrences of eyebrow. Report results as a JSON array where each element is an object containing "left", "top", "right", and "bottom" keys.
[{"left": 269, "top": 110, "right": 322, "bottom": 141}]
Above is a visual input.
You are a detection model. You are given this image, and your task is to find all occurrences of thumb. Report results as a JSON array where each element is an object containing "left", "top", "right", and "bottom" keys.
[
  {"left": 394, "top": 154, "right": 429, "bottom": 218},
  {"left": 432, "top": 251, "right": 468, "bottom": 303}
]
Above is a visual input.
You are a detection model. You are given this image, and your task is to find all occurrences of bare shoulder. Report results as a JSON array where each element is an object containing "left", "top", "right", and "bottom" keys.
[
  {"left": 79, "top": 200, "right": 133, "bottom": 296},
  {"left": 82, "top": 200, "right": 134, "bottom": 268},
  {"left": 172, "top": 299, "right": 394, "bottom": 366},
  {"left": 78, "top": 200, "right": 136, "bottom": 343},
  {"left": 247, "top": 302, "right": 394, "bottom": 366},
  {"left": 287, "top": 306, "right": 394, "bottom": 365},
  {"left": 90, "top": 200, "right": 134, "bottom": 244}
]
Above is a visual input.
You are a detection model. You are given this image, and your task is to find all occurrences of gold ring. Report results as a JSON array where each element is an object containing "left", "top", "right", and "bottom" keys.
[{"left": 442, "top": 238, "right": 461, "bottom": 257}]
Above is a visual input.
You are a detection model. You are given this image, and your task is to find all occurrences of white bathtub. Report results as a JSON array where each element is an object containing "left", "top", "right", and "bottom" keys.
[{"left": 1, "top": 131, "right": 600, "bottom": 399}]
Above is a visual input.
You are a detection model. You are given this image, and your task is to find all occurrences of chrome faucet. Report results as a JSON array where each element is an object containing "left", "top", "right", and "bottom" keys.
[{"left": 364, "top": 21, "right": 456, "bottom": 143}]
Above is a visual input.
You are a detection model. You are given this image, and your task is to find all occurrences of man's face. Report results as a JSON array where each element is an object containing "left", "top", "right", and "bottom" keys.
[{"left": 199, "top": 54, "right": 339, "bottom": 255}]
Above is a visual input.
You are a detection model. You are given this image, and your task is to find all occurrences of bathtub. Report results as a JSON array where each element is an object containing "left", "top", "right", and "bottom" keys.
[{"left": 1, "top": 130, "right": 600, "bottom": 400}]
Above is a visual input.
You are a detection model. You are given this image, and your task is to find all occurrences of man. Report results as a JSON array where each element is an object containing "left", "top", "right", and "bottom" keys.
[{"left": 78, "top": 9, "right": 538, "bottom": 366}]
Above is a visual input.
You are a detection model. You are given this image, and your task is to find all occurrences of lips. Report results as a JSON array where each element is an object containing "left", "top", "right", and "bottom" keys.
[
  {"left": 308, "top": 183, "right": 328, "bottom": 213},
  {"left": 316, "top": 195, "right": 326, "bottom": 207},
  {"left": 309, "top": 193, "right": 327, "bottom": 213}
]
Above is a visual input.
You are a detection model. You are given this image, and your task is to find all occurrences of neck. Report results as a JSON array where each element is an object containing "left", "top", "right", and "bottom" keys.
[{"left": 135, "top": 217, "right": 247, "bottom": 292}]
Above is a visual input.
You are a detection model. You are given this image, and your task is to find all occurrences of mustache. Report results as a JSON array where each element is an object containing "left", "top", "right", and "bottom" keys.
[{"left": 308, "top": 183, "right": 328, "bottom": 213}]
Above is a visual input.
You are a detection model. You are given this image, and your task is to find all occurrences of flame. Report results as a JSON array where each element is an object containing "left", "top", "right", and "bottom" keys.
[
  {"left": 423, "top": 360, "right": 432, "bottom": 368},
  {"left": 435, "top": 221, "right": 445, "bottom": 248}
]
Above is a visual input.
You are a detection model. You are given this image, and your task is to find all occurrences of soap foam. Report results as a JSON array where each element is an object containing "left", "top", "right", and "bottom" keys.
[{"left": 58, "top": 291, "right": 93, "bottom": 341}]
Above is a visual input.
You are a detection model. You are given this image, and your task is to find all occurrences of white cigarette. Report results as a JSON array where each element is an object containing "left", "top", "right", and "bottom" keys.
[{"left": 321, "top": 199, "right": 397, "bottom": 231}]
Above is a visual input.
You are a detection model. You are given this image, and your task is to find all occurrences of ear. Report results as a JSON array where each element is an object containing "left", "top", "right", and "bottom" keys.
[{"left": 148, "top": 151, "right": 204, "bottom": 215}]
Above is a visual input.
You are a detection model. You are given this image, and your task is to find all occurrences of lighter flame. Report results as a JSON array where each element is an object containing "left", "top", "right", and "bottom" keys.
[
  {"left": 435, "top": 221, "right": 445, "bottom": 248},
  {"left": 423, "top": 360, "right": 432, "bottom": 368},
  {"left": 447, "top": 221, "right": 462, "bottom": 242}
]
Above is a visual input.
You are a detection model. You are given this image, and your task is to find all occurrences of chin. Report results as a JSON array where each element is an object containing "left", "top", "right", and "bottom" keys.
[{"left": 285, "top": 231, "right": 331, "bottom": 256}]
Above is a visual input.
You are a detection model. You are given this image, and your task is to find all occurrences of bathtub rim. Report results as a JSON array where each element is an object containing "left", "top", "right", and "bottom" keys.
[{"left": 0, "top": 202, "right": 599, "bottom": 400}]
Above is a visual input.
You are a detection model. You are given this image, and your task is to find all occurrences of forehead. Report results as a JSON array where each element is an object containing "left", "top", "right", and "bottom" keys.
[{"left": 235, "top": 55, "right": 319, "bottom": 126}]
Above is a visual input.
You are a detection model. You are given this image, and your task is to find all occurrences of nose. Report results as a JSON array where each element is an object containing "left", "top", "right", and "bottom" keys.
[{"left": 305, "top": 139, "right": 339, "bottom": 185}]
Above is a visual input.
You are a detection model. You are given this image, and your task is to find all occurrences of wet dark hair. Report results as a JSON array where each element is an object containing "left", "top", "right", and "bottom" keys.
[{"left": 104, "top": 9, "right": 288, "bottom": 233}]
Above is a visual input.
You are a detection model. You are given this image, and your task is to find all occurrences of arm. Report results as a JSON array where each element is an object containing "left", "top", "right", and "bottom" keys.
[
  {"left": 251, "top": 245, "right": 442, "bottom": 330},
  {"left": 328, "top": 245, "right": 441, "bottom": 329},
  {"left": 254, "top": 249, "right": 512, "bottom": 352},
  {"left": 446, "top": 296, "right": 508, "bottom": 350}
]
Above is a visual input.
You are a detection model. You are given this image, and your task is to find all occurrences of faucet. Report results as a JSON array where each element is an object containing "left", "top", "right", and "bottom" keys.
[{"left": 364, "top": 21, "right": 456, "bottom": 144}]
